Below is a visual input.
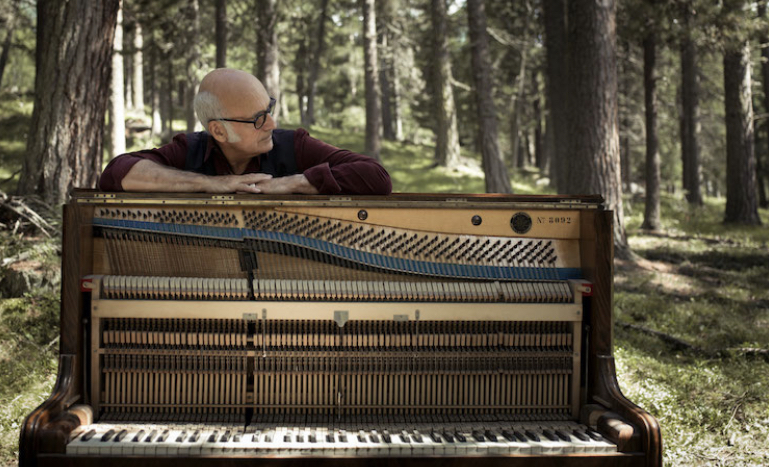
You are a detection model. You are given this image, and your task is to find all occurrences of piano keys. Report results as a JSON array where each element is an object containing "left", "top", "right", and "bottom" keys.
[{"left": 20, "top": 192, "right": 661, "bottom": 467}]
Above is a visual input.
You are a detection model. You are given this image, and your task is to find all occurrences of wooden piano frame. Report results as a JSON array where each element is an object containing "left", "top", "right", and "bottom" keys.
[{"left": 20, "top": 192, "right": 661, "bottom": 467}]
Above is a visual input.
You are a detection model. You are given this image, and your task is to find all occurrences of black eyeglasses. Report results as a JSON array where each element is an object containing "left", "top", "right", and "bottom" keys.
[{"left": 210, "top": 97, "right": 276, "bottom": 130}]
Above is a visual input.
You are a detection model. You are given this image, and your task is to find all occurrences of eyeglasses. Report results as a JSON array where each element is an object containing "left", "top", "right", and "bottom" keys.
[{"left": 210, "top": 97, "right": 276, "bottom": 130}]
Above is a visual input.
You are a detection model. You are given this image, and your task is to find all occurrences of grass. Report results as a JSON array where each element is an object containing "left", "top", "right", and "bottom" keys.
[{"left": 1, "top": 93, "right": 769, "bottom": 466}]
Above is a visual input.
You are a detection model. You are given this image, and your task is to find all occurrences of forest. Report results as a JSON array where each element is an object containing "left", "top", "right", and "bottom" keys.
[{"left": 0, "top": 0, "right": 768, "bottom": 466}]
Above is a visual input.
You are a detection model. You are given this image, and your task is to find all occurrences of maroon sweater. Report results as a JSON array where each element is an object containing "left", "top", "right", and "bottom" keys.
[{"left": 99, "top": 128, "right": 392, "bottom": 195}]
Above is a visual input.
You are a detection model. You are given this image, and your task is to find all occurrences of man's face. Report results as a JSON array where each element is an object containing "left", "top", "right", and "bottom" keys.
[{"left": 219, "top": 80, "right": 276, "bottom": 158}]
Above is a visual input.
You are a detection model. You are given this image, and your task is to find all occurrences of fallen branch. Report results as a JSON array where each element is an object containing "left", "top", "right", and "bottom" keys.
[
  {"left": 617, "top": 321, "right": 707, "bottom": 354},
  {"left": 0, "top": 190, "right": 57, "bottom": 238},
  {"left": 617, "top": 321, "right": 769, "bottom": 361}
]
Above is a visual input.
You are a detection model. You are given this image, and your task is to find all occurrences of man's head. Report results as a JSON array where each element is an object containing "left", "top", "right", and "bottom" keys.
[{"left": 193, "top": 69, "right": 276, "bottom": 169}]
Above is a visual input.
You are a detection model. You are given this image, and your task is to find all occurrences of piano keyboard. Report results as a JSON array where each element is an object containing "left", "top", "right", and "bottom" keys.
[{"left": 67, "top": 421, "right": 617, "bottom": 456}]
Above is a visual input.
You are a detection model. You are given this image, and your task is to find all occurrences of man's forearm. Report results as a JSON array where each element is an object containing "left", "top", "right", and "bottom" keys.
[
  {"left": 121, "top": 160, "right": 212, "bottom": 192},
  {"left": 120, "top": 159, "right": 268, "bottom": 193}
]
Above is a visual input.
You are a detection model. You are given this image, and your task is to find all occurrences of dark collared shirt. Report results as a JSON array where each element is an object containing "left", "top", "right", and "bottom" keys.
[{"left": 99, "top": 128, "right": 392, "bottom": 195}]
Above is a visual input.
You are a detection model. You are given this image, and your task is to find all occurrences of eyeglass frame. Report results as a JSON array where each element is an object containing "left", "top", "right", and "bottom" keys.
[{"left": 209, "top": 97, "right": 276, "bottom": 130}]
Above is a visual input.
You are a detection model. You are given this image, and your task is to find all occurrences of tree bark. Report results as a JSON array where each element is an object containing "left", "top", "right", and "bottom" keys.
[
  {"left": 148, "top": 38, "right": 162, "bottom": 137},
  {"left": 109, "top": 1, "right": 126, "bottom": 158},
  {"left": 566, "top": 0, "right": 629, "bottom": 256},
  {"left": 362, "top": 0, "right": 382, "bottom": 160},
  {"left": 467, "top": 0, "right": 511, "bottom": 193},
  {"left": 543, "top": 0, "right": 569, "bottom": 192},
  {"left": 430, "top": 0, "right": 460, "bottom": 168},
  {"left": 215, "top": 0, "right": 227, "bottom": 68},
  {"left": 0, "top": 2, "right": 16, "bottom": 90},
  {"left": 184, "top": 0, "right": 200, "bottom": 132},
  {"left": 511, "top": 47, "right": 528, "bottom": 169},
  {"left": 533, "top": 72, "right": 545, "bottom": 172},
  {"left": 723, "top": 36, "right": 761, "bottom": 224},
  {"left": 132, "top": 20, "right": 144, "bottom": 112},
  {"left": 17, "top": 0, "right": 119, "bottom": 204},
  {"left": 758, "top": 2, "right": 769, "bottom": 208},
  {"left": 680, "top": 1, "right": 703, "bottom": 205},
  {"left": 380, "top": 31, "right": 395, "bottom": 141},
  {"left": 305, "top": 0, "right": 329, "bottom": 127},
  {"left": 256, "top": 0, "right": 280, "bottom": 123},
  {"left": 641, "top": 20, "right": 661, "bottom": 231}
]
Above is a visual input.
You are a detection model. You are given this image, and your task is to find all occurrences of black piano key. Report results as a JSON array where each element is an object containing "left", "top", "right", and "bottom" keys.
[
  {"left": 156, "top": 430, "right": 170, "bottom": 442},
  {"left": 543, "top": 429, "right": 559, "bottom": 442},
  {"left": 144, "top": 430, "right": 157, "bottom": 443},
  {"left": 442, "top": 432, "right": 455, "bottom": 443},
  {"left": 572, "top": 430, "right": 590, "bottom": 442},
  {"left": 501, "top": 430, "right": 516, "bottom": 442},
  {"left": 472, "top": 431, "right": 485, "bottom": 442},
  {"left": 220, "top": 430, "right": 231, "bottom": 443},
  {"left": 369, "top": 433, "right": 380, "bottom": 443},
  {"left": 411, "top": 431, "right": 423, "bottom": 443},
  {"left": 399, "top": 431, "right": 410, "bottom": 443},
  {"left": 131, "top": 430, "right": 145, "bottom": 442},
  {"left": 326, "top": 433, "right": 335, "bottom": 443},
  {"left": 525, "top": 430, "right": 541, "bottom": 442},
  {"left": 80, "top": 429, "right": 96, "bottom": 442},
  {"left": 264, "top": 432, "right": 273, "bottom": 443},
  {"left": 339, "top": 431, "right": 348, "bottom": 443},
  {"left": 101, "top": 429, "right": 116, "bottom": 442},
  {"left": 284, "top": 434, "right": 291, "bottom": 443},
  {"left": 114, "top": 429, "right": 128, "bottom": 442},
  {"left": 513, "top": 431, "right": 528, "bottom": 443},
  {"left": 382, "top": 431, "right": 392, "bottom": 444},
  {"left": 175, "top": 431, "right": 187, "bottom": 443},
  {"left": 189, "top": 430, "right": 201, "bottom": 442},
  {"left": 358, "top": 432, "right": 367, "bottom": 443},
  {"left": 555, "top": 429, "right": 572, "bottom": 442},
  {"left": 208, "top": 431, "right": 218, "bottom": 443},
  {"left": 296, "top": 434, "right": 304, "bottom": 443},
  {"left": 586, "top": 429, "right": 606, "bottom": 442},
  {"left": 308, "top": 433, "right": 317, "bottom": 443},
  {"left": 454, "top": 432, "right": 467, "bottom": 443},
  {"left": 430, "top": 431, "right": 442, "bottom": 443},
  {"left": 484, "top": 430, "right": 498, "bottom": 442}
]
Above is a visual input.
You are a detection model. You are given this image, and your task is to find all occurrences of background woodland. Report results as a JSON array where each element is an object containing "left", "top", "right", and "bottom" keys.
[{"left": 0, "top": 0, "right": 768, "bottom": 466}]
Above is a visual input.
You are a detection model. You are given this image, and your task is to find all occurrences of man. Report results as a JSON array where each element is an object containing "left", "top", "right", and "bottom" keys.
[{"left": 99, "top": 68, "right": 392, "bottom": 195}]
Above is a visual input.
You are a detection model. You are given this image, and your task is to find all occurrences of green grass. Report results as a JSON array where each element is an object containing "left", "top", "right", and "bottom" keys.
[{"left": 2, "top": 95, "right": 769, "bottom": 466}]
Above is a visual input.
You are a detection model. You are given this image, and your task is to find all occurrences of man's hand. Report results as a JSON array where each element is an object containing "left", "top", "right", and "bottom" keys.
[
  {"left": 250, "top": 174, "right": 320, "bottom": 195},
  {"left": 121, "top": 160, "right": 280, "bottom": 193}
]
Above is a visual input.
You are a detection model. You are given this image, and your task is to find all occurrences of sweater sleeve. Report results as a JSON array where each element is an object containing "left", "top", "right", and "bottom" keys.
[
  {"left": 294, "top": 128, "right": 392, "bottom": 195},
  {"left": 98, "top": 133, "right": 190, "bottom": 191}
]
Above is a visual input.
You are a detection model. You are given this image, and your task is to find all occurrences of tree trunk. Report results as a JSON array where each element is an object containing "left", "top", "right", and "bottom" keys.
[
  {"left": 215, "top": 0, "right": 227, "bottom": 68},
  {"left": 17, "top": 0, "right": 119, "bottom": 203},
  {"left": 619, "top": 40, "right": 632, "bottom": 196},
  {"left": 533, "top": 72, "right": 545, "bottom": 172},
  {"left": 305, "top": 0, "right": 329, "bottom": 127},
  {"left": 467, "top": 0, "right": 511, "bottom": 193},
  {"left": 680, "top": 1, "right": 703, "bottom": 205},
  {"left": 184, "top": 0, "right": 200, "bottom": 132},
  {"left": 109, "top": 2, "right": 126, "bottom": 158},
  {"left": 723, "top": 38, "right": 761, "bottom": 224},
  {"left": 566, "top": 0, "right": 629, "bottom": 256},
  {"left": 132, "top": 21, "right": 144, "bottom": 112},
  {"left": 256, "top": 0, "right": 280, "bottom": 123},
  {"left": 511, "top": 48, "right": 528, "bottom": 169},
  {"left": 362, "top": 0, "right": 382, "bottom": 160},
  {"left": 758, "top": 2, "right": 769, "bottom": 208},
  {"left": 380, "top": 31, "right": 395, "bottom": 141},
  {"left": 641, "top": 23, "right": 661, "bottom": 231},
  {"left": 149, "top": 39, "right": 162, "bottom": 137},
  {"left": 543, "top": 0, "right": 569, "bottom": 192},
  {"left": 430, "top": 0, "right": 460, "bottom": 168},
  {"left": 0, "top": 3, "right": 16, "bottom": 90}
]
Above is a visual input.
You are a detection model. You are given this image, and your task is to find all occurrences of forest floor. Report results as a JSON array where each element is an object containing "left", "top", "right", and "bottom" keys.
[{"left": 1, "top": 93, "right": 768, "bottom": 466}]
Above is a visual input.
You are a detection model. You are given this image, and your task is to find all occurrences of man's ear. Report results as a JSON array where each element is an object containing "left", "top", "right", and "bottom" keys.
[{"left": 208, "top": 121, "right": 229, "bottom": 143}]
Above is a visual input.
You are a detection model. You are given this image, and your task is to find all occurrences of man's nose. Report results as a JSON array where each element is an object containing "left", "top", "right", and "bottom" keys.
[{"left": 262, "top": 113, "right": 277, "bottom": 130}]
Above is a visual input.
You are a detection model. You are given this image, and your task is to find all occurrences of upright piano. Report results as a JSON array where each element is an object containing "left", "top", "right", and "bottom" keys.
[{"left": 20, "top": 191, "right": 661, "bottom": 466}]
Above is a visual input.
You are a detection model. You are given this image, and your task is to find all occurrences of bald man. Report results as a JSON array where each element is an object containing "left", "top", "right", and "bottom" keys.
[{"left": 99, "top": 68, "right": 392, "bottom": 195}]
